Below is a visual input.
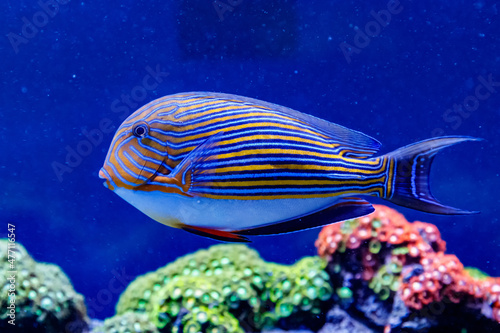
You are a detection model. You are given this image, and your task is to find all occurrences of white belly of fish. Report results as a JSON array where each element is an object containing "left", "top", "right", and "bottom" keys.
[{"left": 114, "top": 187, "right": 340, "bottom": 230}]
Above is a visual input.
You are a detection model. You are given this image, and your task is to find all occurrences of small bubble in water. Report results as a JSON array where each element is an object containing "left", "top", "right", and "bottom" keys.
[{"left": 21, "top": 87, "right": 27, "bottom": 93}]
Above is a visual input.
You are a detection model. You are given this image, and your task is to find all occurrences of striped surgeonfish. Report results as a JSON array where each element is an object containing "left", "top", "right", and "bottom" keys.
[{"left": 99, "top": 92, "right": 479, "bottom": 242}]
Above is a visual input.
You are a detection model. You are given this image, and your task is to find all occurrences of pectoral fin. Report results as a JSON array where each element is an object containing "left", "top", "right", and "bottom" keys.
[
  {"left": 235, "top": 197, "right": 374, "bottom": 236},
  {"left": 168, "top": 132, "right": 224, "bottom": 195}
]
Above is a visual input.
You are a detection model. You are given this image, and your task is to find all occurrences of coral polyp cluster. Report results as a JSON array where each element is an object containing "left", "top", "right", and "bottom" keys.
[
  {"left": 92, "top": 311, "right": 159, "bottom": 333},
  {"left": 315, "top": 204, "right": 500, "bottom": 329},
  {"left": 482, "top": 277, "right": 500, "bottom": 322},
  {"left": 400, "top": 252, "right": 466, "bottom": 309},
  {"left": 0, "top": 239, "right": 89, "bottom": 333},
  {"left": 316, "top": 205, "right": 444, "bottom": 306},
  {"left": 316, "top": 204, "right": 445, "bottom": 260},
  {"left": 400, "top": 254, "right": 500, "bottom": 327},
  {"left": 114, "top": 244, "right": 333, "bottom": 333},
  {"left": 400, "top": 251, "right": 500, "bottom": 321}
]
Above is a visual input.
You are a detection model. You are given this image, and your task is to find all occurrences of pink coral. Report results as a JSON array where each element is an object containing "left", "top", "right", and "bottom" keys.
[
  {"left": 482, "top": 277, "right": 500, "bottom": 321},
  {"left": 315, "top": 204, "right": 445, "bottom": 264},
  {"left": 400, "top": 252, "right": 464, "bottom": 309},
  {"left": 315, "top": 204, "right": 500, "bottom": 324}
]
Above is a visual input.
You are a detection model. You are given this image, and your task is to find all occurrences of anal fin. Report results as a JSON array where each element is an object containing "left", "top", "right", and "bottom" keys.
[
  {"left": 180, "top": 225, "right": 250, "bottom": 243},
  {"left": 235, "top": 197, "right": 374, "bottom": 236}
]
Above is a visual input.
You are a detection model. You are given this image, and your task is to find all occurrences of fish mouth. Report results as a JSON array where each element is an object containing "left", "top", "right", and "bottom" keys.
[
  {"left": 98, "top": 161, "right": 161, "bottom": 191},
  {"left": 99, "top": 168, "right": 112, "bottom": 190}
]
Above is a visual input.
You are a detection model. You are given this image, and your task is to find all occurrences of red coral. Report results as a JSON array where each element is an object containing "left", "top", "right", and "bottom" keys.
[
  {"left": 315, "top": 204, "right": 500, "bottom": 324},
  {"left": 481, "top": 277, "right": 500, "bottom": 322},
  {"left": 400, "top": 252, "right": 465, "bottom": 309},
  {"left": 400, "top": 250, "right": 500, "bottom": 322},
  {"left": 412, "top": 221, "right": 446, "bottom": 253},
  {"left": 316, "top": 225, "right": 343, "bottom": 258},
  {"left": 315, "top": 204, "right": 445, "bottom": 260}
]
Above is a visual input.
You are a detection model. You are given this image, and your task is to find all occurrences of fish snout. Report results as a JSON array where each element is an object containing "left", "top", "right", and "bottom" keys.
[{"left": 99, "top": 168, "right": 112, "bottom": 190}]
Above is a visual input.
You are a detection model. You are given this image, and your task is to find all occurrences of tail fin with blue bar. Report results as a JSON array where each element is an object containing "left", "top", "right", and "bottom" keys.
[{"left": 384, "top": 136, "right": 480, "bottom": 215}]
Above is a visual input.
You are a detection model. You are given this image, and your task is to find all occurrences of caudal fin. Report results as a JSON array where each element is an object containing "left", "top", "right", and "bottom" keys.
[{"left": 385, "top": 136, "right": 480, "bottom": 215}]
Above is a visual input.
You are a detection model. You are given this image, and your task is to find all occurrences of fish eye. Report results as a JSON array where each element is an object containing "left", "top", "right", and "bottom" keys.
[{"left": 132, "top": 123, "right": 149, "bottom": 138}]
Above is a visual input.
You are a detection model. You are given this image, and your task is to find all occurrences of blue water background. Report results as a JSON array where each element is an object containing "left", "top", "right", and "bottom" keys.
[{"left": 1, "top": 0, "right": 499, "bottom": 319}]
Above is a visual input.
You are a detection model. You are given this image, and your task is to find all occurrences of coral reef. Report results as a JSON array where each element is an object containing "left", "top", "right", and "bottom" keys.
[
  {"left": 316, "top": 204, "right": 500, "bottom": 332},
  {"left": 5, "top": 206, "right": 500, "bottom": 333},
  {"left": 91, "top": 311, "right": 159, "bottom": 333},
  {"left": 114, "top": 244, "right": 333, "bottom": 332},
  {"left": 0, "top": 239, "right": 89, "bottom": 333}
]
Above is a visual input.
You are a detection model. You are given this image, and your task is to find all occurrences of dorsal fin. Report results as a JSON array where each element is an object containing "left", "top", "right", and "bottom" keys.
[{"left": 185, "top": 92, "right": 381, "bottom": 156}]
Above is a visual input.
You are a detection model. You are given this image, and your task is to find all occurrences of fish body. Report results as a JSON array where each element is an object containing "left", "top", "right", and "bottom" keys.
[{"left": 99, "top": 92, "right": 478, "bottom": 242}]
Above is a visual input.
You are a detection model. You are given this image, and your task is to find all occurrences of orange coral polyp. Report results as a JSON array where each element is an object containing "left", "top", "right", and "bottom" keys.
[
  {"left": 355, "top": 227, "right": 371, "bottom": 240},
  {"left": 412, "top": 281, "right": 424, "bottom": 292},
  {"left": 408, "top": 245, "right": 420, "bottom": 257}
]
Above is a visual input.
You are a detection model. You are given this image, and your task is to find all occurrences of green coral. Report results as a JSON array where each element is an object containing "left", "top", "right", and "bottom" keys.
[
  {"left": 114, "top": 244, "right": 333, "bottom": 332},
  {"left": 174, "top": 305, "right": 242, "bottom": 333},
  {"left": 151, "top": 274, "right": 247, "bottom": 333},
  {"left": 0, "top": 239, "right": 89, "bottom": 333},
  {"left": 464, "top": 267, "right": 490, "bottom": 280},
  {"left": 92, "top": 311, "right": 159, "bottom": 333},
  {"left": 368, "top": 259, "right": 402, "bottom": 301},
  {"left": 328, "top": 216, "right": 408, "bottom": 303},
  {"left": 336, "top": 286, "right": 353, "bottom": 299}
]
